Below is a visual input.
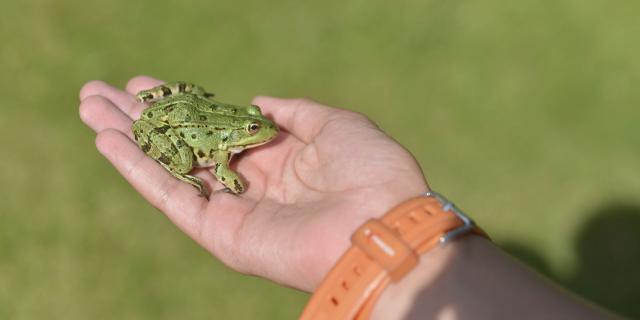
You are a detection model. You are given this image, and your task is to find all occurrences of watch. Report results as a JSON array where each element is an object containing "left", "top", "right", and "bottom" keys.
[{"left": 300, "top": 192, "right": 489, "bottom": 319}]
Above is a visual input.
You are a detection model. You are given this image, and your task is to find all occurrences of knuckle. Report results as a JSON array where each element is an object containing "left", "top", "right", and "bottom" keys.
[{"left": 336, "top": 109, "right": 371, "bottom": 122}]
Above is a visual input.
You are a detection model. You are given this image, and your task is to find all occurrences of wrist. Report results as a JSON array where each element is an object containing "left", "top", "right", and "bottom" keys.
[
  {"left": 305, "top": 185, "right": 430, "bottom": 291},
  {"left": 371, "top": 235, "right": 491, "bottom": 319},
  {"left": 301, "top": 192, "right": 488, "bottom": 319}
]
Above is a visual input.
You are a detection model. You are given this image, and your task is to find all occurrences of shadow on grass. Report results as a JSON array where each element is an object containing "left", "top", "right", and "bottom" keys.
[{"left": 504, "top": 202, "right": 640, "bottom": 318}]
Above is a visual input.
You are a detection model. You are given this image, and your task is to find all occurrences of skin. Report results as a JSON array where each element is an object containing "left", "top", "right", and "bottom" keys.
[
  {"left": 79, "top": 75, "right": 428, "bottom": 291},
  {"left": 132, "top": 82, "right": 279, "bottom": 197}
]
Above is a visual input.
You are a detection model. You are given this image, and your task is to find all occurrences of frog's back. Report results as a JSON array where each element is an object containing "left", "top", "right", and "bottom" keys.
[
  {"left": 140, "top": 94, "right": 208, "bottom": 118},
  {"left": 139, "top": 93, "right": 267, "bottom": 131}
]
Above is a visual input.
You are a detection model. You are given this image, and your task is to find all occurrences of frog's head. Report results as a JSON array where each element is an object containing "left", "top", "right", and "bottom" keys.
[{"left": 227, "top": 115, "right": 279, "bottom": 152}]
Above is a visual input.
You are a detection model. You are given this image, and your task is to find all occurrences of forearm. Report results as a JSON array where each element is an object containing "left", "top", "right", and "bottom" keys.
[{"left": 372, "top": 235, "right": 612, "bottom": 320}]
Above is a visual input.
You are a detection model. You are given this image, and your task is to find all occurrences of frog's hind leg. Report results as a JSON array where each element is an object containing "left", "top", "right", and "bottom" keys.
[
  {"left": 136, "top": 81, "right": 215, "bottom": 103},
  {"left": 132, "top": 119, "right": 211, "bottom": 198}
]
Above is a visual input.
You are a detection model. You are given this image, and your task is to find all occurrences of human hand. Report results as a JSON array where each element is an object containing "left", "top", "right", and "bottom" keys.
[{"left": 79, "top": 76, "right": 429, "bottom": 291}]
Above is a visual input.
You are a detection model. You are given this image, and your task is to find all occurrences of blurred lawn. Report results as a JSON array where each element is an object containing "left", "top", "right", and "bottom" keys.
[{"left": 1, "top": 0, "right": 639, "bottom": 318}]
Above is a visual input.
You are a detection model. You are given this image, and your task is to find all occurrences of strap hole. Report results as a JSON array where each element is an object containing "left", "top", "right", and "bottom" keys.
[
  {"left": 408, "top": 209, "right": 426, "bottom": 222},
  {"left": 330, "top": 297, "right": 339, "bottom": 306},
  {"left": 353, "top": 266, "right": 362, "bottom": 276},
  {"left": 341, "top": 281, "right": 349, "bottom": 290}
]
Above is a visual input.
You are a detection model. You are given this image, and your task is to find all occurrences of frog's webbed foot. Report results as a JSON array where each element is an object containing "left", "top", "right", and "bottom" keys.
[
  {"left": 210, "top": 187, "right": 237, "bottom": 196},
  {"left": 213, "top": 168, "right": 245, "bottom": 194},
  {"left": 211, "top": 151, "right": 246, "bottom": 194},
  {"left": 155, "top": 157, "right": 211, "bottom": 199},
  {"left": 136, "top": 81, "right": 215, "bottom": 103},
  {"left": 179, "top": 173, "right": 211, "bottom": 200}
]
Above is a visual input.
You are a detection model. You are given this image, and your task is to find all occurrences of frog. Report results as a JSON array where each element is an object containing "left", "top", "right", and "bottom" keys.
[{"left": 131, "top": 81, "right": 279, "bottom": 198}]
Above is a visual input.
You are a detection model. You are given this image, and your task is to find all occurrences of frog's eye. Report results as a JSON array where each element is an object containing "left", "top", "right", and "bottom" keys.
[{"left": 247, "top": 122, "right": 261, "bottom": 135}]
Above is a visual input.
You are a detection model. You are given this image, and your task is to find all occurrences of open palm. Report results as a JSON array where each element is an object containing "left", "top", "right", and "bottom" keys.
[{"left": 79, "top": 76, "right": 428, "bottom": 291}]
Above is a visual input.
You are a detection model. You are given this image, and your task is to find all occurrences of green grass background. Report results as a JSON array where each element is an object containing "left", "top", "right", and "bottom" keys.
[{"left": 1, "top": 0, "right": 639, "bottom": 318}]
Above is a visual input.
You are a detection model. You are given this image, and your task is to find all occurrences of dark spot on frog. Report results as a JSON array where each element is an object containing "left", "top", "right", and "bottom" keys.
[
  {"left": 199, "top": 115, "right": 207, "bottom": 121},
  {"left": 141, "top": 143, "right": 151, "bottom": 153},
  {"left": 164, "top": 104, "right": 175, "bottom": 113},
  {"left": 178, "top": 82, "right": 186, "bottom": 92},
  {"left": 233, "top": 179, "right": 242, "bottom": 192},
  {"left": 207, "top": 131, "right": 213, "bottom": 136},
  {"left": 142, "top": 93, "right": 153, "bottom": 101},
  {"left": 214, "top": 163, "right": 221, "bottom": 173},
  {"left": 191, "top": 134, "right": 197, "bottom": 139},
  {"left": 176, "top": 140, "right": 186, "bottom": 148},
  {"left": 184, "top": 115, "right": 192, "bottom": 122},
  {"left": 179, "top": 132, "right": 185, "bottom": 138},
  {"left": 197, "top": 150, "right": 205, "bottom": 158},
  {"left": 147, "top": 111, "right": 153, "bottom": 117},
  {"left": 222, "top": 136, "right": 228, "bottom": 142},
  {"left": 158, "top": 154, "right": 171, "bottom": 165},
  {"left": 161, "top": 86, "right": 172, "bottom": 96},
  {"left": 220, "top": 176, "right": 226, "bottom": 181},
  {"left": 214, "top": 127, "right": 225, "bottom": 131},
  {"left": 155, "top": 125, "right": 171, "bottom": 134}
]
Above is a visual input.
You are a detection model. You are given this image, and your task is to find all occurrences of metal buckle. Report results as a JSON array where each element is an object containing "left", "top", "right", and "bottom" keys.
[{"left": 424, "top": 191, "right": 476, "bottom": 244}]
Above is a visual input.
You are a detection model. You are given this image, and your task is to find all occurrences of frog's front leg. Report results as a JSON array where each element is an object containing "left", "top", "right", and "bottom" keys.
[
  {"left": 211, "top": 151, "right": 245, "bottom": 194},
  {"left": 136, "top": 82, "right": 215, "bottom": 103},
  {"left": 132, "top": 119, "right": 210, "bottom": 198}
]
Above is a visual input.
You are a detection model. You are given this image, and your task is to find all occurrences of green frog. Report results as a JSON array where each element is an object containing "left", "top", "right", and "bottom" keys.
[{"left": 132, "top": 82, "right": 279, "bottom": 198}]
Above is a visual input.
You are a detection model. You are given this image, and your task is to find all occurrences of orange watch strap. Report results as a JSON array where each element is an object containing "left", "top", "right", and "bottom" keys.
[{"left": 300, "top": 193, "right": 488, "bottom": 320}]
